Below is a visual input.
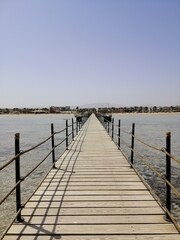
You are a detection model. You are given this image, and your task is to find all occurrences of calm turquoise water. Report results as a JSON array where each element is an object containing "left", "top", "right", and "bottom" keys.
[{"left": 0, "top": 113, "right": 179, "bottom": 236}]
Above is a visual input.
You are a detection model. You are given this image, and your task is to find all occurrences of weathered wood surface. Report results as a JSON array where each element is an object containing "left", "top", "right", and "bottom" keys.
[{"left": 4, "top": 114, "right": 179, "bottom": 239}]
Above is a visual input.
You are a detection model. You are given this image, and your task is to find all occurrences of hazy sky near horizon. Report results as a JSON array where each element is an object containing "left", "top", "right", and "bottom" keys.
[{"left": 0, "top": 0, "right": 180, "bottom": 108}]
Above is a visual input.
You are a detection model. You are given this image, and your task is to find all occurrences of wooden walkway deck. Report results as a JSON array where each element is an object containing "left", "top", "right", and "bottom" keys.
[{"left": 4, "top": 114, "right": 179, "bottom": 239}]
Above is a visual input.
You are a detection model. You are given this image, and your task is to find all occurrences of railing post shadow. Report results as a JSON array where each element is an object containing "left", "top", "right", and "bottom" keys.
[
  {"left": 72, "top": 118, "right": 74, "bottom": 141},
  {"left": 166, "top": 132, "right": 171, "bottom": 220},
  {"left": 76, "top": 119, "right": 78, "bottom": 135},
  {"left": 118, "top": 119, "right": 121, "bottom": 149},
  {"left": 108, "top": 121, "right": 110, "bottom": 134},
  {"left": 112, "top": 118, "right": 114, "bottom": 140},
  {"left": 79, "top": 119, "right": 82, "bottom": 130},
  {"left": 130, "top": 123, "right": 135, "bottom": 167},
  {"left": 78, "top": 121, "right": 80, "bottom": 132},
  {"left": 105, "top": 121, "right": 107, "bottom": 131},
  {"left": 51, "top": 123, "right": 56, "bottom": 168},
  {"left": 15, "top": 133, "right": 23, "bottom": 222},
  {"left": 66, "top": 120, "right": 68, "bottom": 150},
  {"left": 78, "top": 120, "right": 81, "bottom": 132}
]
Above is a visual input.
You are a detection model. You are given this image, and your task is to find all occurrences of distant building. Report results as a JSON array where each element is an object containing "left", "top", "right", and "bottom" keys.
[
  {"left": 60, "top": 106, "right": 71, "bottom": 111},
  {"left": 49, "top": 106, "right": 71, "bottom": 113},
  {"left": 32, "top": 109, "right": 48, "bottom": 114},
  {"left": 49, "top": 106, "right": 61, "bottom": 113}
]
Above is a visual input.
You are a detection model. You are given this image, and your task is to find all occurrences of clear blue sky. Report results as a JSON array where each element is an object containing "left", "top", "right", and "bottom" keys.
[{"left": 0, "top": 0, "right": 180, "bottom": 108}]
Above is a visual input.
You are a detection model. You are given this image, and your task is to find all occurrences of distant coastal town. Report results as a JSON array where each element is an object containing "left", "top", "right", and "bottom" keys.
[{"left": 0, "top": 105, "right": 180, "bottom": 114}]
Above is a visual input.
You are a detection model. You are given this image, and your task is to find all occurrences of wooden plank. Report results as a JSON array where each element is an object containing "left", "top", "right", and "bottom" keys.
[
  {"left": 22, "top": 207, "right": 164, "bottom": 216},
  {"left": 22, "top": 215, "right": 167, "bottom": 224},
  {"left": 48, "top": 169, "right": 135, "bottom": 174},
  {"left": 7, "top": 223, "right": 178, "bottom": 234},
  {"left": 25, "top": 200, "right": 159, "bottom": 208},
  {"left": 44, "top": 174, "right": 138, "bottom": 180},
  {"left": 43, "top": 177, "right": 141, "bottom": 182},
  {"left": 41, "top": 181, "right": 145, "bottom": 186},
  {"left": 29, "top": 194, "right": 154, "bottom": 201},
  {"left": 37, "top": 185, "right": 147, "bottom": 190},
  {"left": 3, "top": 235, "right": 180, "bottom": 240},
  {"left": 47, "top": 172, "right": 137, "bottom": 176},
  {"left": 34, "top": 190, "right": 150, "bottom": 196}
]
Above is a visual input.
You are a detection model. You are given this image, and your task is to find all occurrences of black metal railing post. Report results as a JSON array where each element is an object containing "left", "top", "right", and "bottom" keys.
[
  {"left": 79, "top": 119, "right": 82, "bottom": 131},
  {"left": 130, "top": 123, "right": 135, "bottom": 166},
  {"left": 78, "top": 121, "right": 80, "bottom": 132},
  {"left": 72, "top": 118, "right": 74, "bottom": 140},
  {"left": 51, "top": 123, "right": 56, "bottom": 166},
  {"left": 76, "top": 119, "right": 78, "bottom": 135},
  {"left": 108, "top": 121, "right": 110, "bottom": 134},
  {"left": 166, "top": 132, "right": 171, "bottom": 219},
  {"left": 15, "top": 133, "right": 23, "bottom": 222},
  {"left": 118, "top": 119, "right": 121, "bottom": 148},
  {"left": 66, "top": 120, "right": 68, "bottom": 149},
  {"left": 112, "top": 118, "right": 114, "bottom": 140},
  {"left": 105, "top": 121, "right": 107, "bottom": 131}
]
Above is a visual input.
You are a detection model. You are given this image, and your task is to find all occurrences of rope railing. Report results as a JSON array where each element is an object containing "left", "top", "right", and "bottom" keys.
[
  {"left": 161, "top": 148, "right": 180, "bottom": 165},
  {"left": 116, "top": 135, "right": 131, "bottom": 150},
  {"left": 23, "top": 149, "right": 53, "bottom": 180},
  {"left": 131, "top": 133, "right": 163, "bottom": 152},
  {"left": 0, "top": 135, "right": 53, "bottom": 171},
  {"left": 0, "top": 180, "right": 21, "bottom": 206},
  {"left": 0, "top": 116, "right": 86, "bottom": 228},
  {"left": 97, "top": 113, "right": 180, "bottom": 228},
  {"left": 112, "top": 120, "right": 180, "bottom": 165},
  {"left": 113, "top": 121, "right": 179, "bottom": 165},
  {"left": 124, "top": 131, "right": 180, "bottom": 165},
  {"left": 20, "top": 135, "right": 53, "bottom": 155},
  {"left": 132, "top": 148, "right": 180, "bottom": 198},
  {"left": 54, "top": 137, "right": 67, "bottom": 149},
  {"left": 54, "top": 127, "right": 66, "bottom": 135},
  {"left": 0, "top": 153, "right": 21, "bottom": 171}
]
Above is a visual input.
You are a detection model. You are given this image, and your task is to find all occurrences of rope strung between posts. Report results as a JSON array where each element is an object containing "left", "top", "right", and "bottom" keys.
[
  {"left": 23, "top": 150, "right": 53, "bottom": 180},
  {"left": 118, "top": 137, "right": 131, "bottom": 149},
  {"left": 113, "top": 123, "right": 130, "bottom": 135},
  {"left": 131, "top": 147, "right": 180, "bottom": 198},
  {"left": 114, "top": 123, "right": 180, "bottom": 165},
  {"left": 0, "top": 143, "right": 60, "bottom": 206},
  {"left": 0, "top": 153, "right": 21, "bottom": 171},
  {"left": 131, "top": 133, "right": 180, "bottom": 164},
  {"left": 0, "top": 180, "right": 21, "bottom": 205},
  {"left": 20, "top": 135, "right": 52, "bottom": 155},
  {"left": 54, "top": 128, "right": 66, "bottom": 135},
  {"left": 55, "top": 138, "right": 66, "bottom": 149},
  {"left": 131, "top": 133, "right": 162, "bottom": 152},
  {"left": 0, "top": 134, "right": 53, "bottom": 171},
  {"left": 113, "top": 130, "right": 179, "bottom": 196},
  {"left": 161, "top": 147, "right": 180, "bottom": 165},
  {"left": 0, "top": 124, "right": 75, "bottom": 172},
  {"left": 0, "top": 117, "right": 84, "bottom": 238}
]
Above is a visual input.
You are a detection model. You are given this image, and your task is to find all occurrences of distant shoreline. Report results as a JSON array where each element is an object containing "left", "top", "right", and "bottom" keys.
[
  {"left": 112, "top": 112, "right": 180, "bottom": 115},
  {"left": 0, "top": 112, "right": 180, "bottom": 116},
  {"left": 0, "top": 112, "right": 75, "bottom": 115}
]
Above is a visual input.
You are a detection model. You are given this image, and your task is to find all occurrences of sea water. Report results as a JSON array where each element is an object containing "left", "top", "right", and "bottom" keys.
[
  {"left": 0, "top": 113, "right": 179, "bottom": 236},
  {"left": 112, "top": 113, "right": 180, "bottom": 224},
  {"left": 0, "top": 114, "right": 74, "bottom": 236}
]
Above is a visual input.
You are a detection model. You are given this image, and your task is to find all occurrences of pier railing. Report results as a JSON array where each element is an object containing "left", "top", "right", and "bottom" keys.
[
  {"left": 97, "top": 114, "right": 180, "bottom": 230},
  {"left": 0, "top": 116, "right": 86, "bottom": 236}
]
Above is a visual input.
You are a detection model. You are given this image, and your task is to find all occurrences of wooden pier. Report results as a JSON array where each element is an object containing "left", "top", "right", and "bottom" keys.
[{"left": 4, "top": 114, "right": 179, "bottom": 239}]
